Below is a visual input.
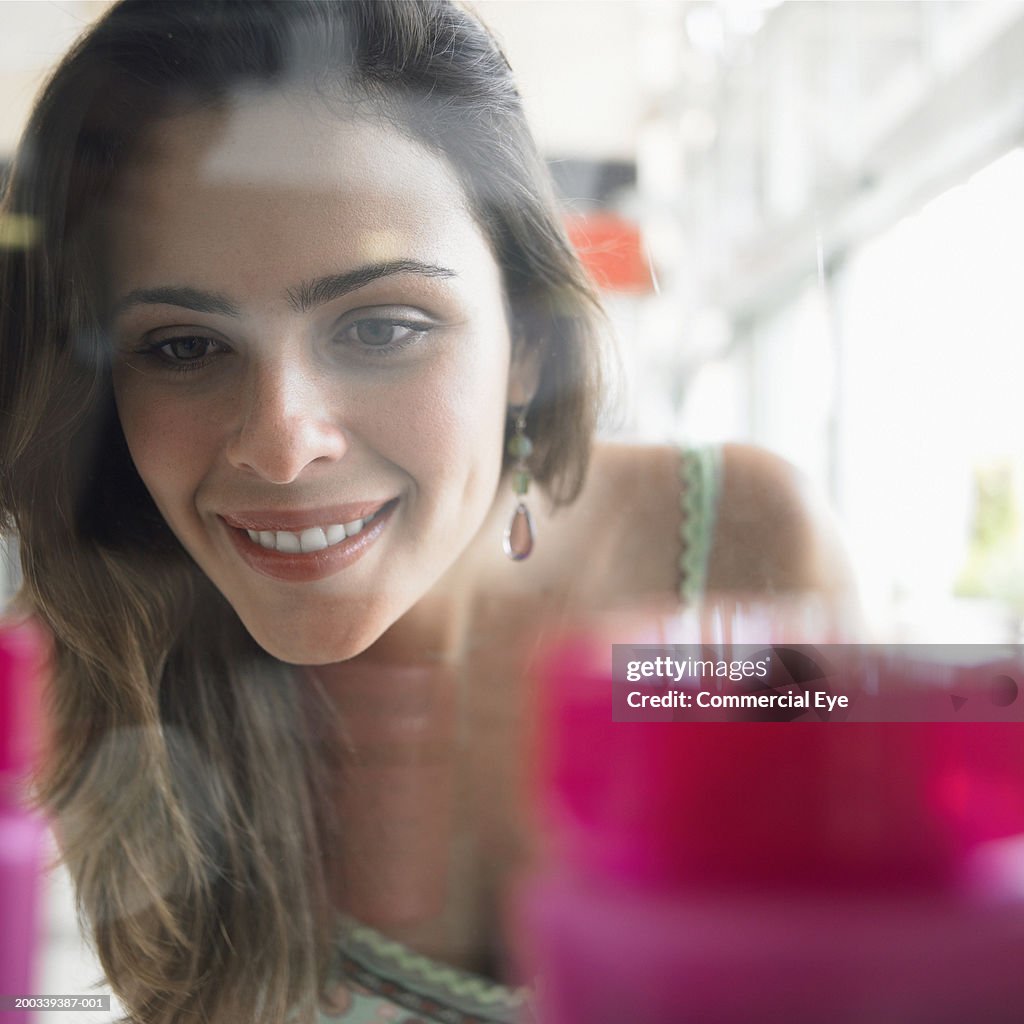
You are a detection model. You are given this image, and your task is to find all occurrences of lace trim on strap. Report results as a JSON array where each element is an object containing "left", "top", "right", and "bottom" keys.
[
  {"left": 678, "top": 445, "right": 722, "bottom": 604},
  {"left": 332, "top": 913, "right": 536, "bottom": 1023}
]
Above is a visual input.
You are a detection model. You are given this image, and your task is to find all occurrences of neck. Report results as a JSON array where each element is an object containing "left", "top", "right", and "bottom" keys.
[{"left": 362, "top": 473, "right": 538, "bottom": 662}]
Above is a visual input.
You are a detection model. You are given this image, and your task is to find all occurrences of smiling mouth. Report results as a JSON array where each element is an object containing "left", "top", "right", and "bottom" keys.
[
  {"left": 220, "top": 498, "right": 399, "bottom": 581},
  {"left": 243, "top": 509, "right": 383, "bottom": 554}
]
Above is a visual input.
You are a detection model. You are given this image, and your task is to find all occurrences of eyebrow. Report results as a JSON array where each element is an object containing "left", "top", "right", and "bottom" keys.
[
  {"left": 286, "top": 259, "right": 457, "bottom": 314},
  {"left": 113, "top": 285, "right": 241, "bottom": 318},
  {"left": 112, "top": 259, "right": 458, "bottom": 320}
]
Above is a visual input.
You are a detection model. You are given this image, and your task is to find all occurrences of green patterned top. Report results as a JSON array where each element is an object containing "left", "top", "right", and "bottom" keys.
[{"left": 320, "top": 912, "right": 532, "bottom": 1022}]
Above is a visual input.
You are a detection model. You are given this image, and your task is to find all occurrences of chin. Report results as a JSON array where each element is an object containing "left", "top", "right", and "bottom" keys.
[{"left": 239, "top": 608, "right": 387, "bottom": 666}]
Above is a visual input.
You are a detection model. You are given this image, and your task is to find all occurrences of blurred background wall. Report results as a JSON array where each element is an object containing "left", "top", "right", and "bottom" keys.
[
  {"left": 2, "top": 1, "right": 1023, "bottom": 638},
  {"left": 483, "top": 0, "right": 1024, "bottom": 647}
]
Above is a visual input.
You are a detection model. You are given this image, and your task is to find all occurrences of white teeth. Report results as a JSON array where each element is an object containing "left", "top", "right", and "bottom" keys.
[
  {"left": 299, "top": 528, "right": 325, "bottom": 552},
  {"left": 299, "top": 527, "right": 328, "bottom": 553},
  {"left": 276, "top": 531, "right": 301, "bottom": 554},
  {"left": 325, "top": 524, "right": 347, "bottom": 545},
  {"left": 244, "top": 510, "right": 384, "bottom": 553}
]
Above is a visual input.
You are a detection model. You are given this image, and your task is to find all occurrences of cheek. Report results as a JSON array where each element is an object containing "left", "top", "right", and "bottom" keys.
[
  {"left": 113, "top": 379, "right": 213, "bottom": 516},
  {"left": 382, "top": 346, "right": 509, "bottom": 494}
]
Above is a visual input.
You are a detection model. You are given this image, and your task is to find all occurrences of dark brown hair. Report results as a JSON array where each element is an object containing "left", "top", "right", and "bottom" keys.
[{"left": 0, "top": 2, "right": 603, "bottom": 1022}]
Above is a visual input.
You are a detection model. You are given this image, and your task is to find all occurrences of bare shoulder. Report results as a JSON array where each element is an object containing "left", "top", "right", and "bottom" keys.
[
  {"left": 706, "top": 443, "right": 854, "bottom": 598},
  {"left": 537, "top": 441, "right": 858, "bottom": 620},
  {"left": 584, "top": 440, "right": 682, "bottom": 500},
  {"left": 551, "top": 441, "right": 684, "bottom": 600}
]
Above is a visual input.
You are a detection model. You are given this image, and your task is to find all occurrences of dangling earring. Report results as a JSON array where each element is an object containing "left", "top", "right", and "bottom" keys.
[{"left": 503, "top": 406, "right": 535, "bottom": 561}]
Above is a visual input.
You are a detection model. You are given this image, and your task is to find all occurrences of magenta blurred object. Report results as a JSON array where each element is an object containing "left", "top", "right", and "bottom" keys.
[
  {"left": 0, "top": 621, "right": 48, "bottom": 1023},
  {"left": 510, "top": 637, "right": 1024, "bottom": 1024}
]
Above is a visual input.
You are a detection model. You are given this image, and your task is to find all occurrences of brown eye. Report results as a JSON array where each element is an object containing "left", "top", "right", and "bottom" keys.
[
  {"left": 135, "top": 334, "right": 229, "bottom": 374},
  {"left": 161, "top": 336, "right": 216, "bottom": 361}
]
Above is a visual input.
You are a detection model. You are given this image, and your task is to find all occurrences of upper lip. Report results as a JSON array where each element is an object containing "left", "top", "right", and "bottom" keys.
[{"left": 219, "top": 500, "right": 394, "bottom": 532}]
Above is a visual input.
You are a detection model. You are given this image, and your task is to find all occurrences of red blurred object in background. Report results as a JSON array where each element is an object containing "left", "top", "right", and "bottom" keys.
[
  {"left": 564, "top": 213, "right": 654, "bottom": 294},
  {"left": 0, "top": 620, "right": 48, "bottom": 1024},
  {"left": 509, "top": 635, "right": 1024, "bottom": 1024}
]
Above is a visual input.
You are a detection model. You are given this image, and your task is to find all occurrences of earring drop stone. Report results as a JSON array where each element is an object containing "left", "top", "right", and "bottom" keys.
[
  {"left": 503, "top": 502, "right": 535, "bottom": 561},
  {"left": 504, "top": 406, "right": 534, "bottom": 560}
]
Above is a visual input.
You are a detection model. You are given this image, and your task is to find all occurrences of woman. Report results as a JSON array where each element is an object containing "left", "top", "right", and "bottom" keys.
[{"left": 0, "top": 2, "right": 853, "bottom": 1022}]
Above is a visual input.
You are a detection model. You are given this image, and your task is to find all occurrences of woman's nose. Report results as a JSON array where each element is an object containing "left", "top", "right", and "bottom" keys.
[{"left": 225, "top": 358, "right": 348, "bottom": 484}]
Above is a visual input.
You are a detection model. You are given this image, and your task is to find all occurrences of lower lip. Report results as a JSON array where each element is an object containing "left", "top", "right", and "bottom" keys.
[{"left": 222, "top": 500, "right": 398, "bottom": 582}]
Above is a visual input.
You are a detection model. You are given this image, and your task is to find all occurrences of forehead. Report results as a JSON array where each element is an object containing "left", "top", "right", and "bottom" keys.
[{"left": 105, "top": 89, "right": 490, "bottom": 296}]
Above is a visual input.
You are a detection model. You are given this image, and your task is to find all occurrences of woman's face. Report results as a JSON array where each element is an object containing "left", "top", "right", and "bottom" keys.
[{"left": 109, "top": 92, "right": 523, "bottom": 663}]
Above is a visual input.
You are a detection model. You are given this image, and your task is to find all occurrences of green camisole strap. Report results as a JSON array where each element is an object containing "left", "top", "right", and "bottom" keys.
[
  {"left": 319, "top": 910, "right": 534, "bottom": 1023},
  {"left": 678, "top": 444, "right": 723, "bottom": 604}
]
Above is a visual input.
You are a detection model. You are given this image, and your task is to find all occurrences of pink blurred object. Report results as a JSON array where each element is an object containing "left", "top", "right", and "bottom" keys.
[
  {"left": 0, "top": 621, "right": 48, "bottom": 1023},
  {"left": 510, "top": 635, "right": 1024, "bottom": 1024}
]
